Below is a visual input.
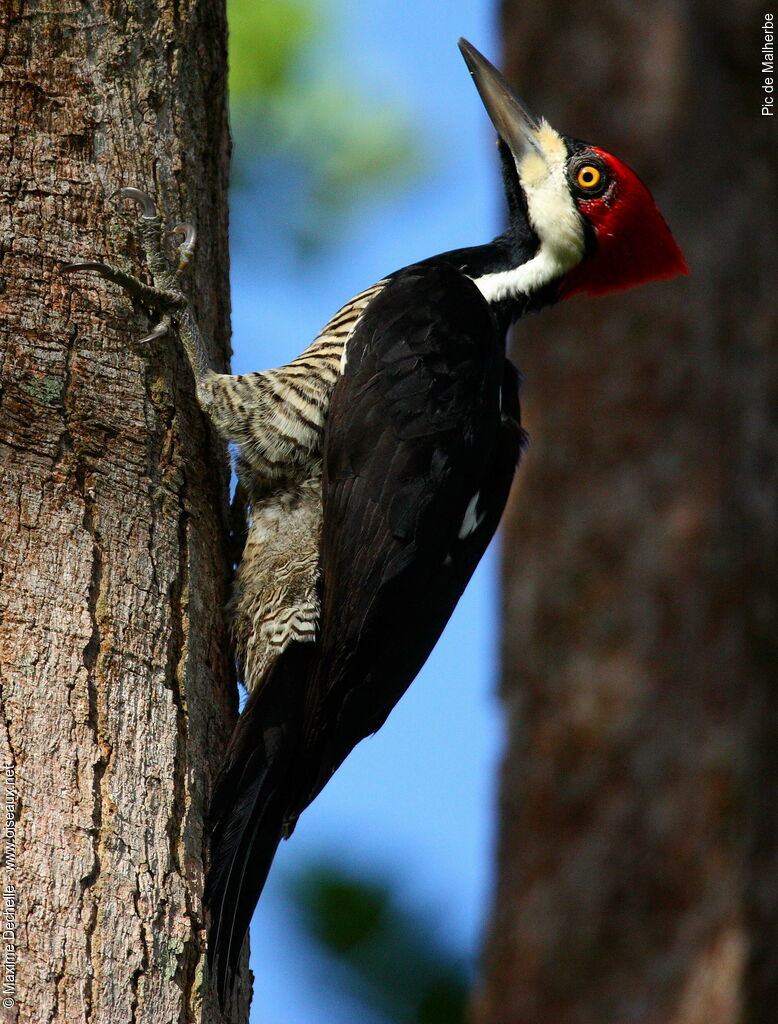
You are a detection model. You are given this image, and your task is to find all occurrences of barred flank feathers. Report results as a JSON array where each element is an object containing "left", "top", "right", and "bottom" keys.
[{"left": 197, "top": 280, "right": 387, "bottom": 483}]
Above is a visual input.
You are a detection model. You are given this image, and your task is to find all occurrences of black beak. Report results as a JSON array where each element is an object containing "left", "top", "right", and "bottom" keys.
[{"left": 458, "top": 38, "right": 543, "bottom": 163}]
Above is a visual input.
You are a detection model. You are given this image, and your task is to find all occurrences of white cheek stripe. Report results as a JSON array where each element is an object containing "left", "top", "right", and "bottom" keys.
[{"left": 470, "top": 122, "right": 585, "bottom": 303}]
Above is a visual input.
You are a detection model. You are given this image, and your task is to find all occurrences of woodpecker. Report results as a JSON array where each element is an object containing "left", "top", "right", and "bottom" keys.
[{"left": 65, "top": 39, "right": 686, "bottom": 1005}]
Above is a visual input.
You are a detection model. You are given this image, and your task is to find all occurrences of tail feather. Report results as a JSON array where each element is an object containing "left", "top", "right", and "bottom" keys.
[
  {"left": 205, "top": 641, "right": 314, "bottom": 1005},
  {"left": 207, "top": 758, "right": 286, "bottom": 1003}
]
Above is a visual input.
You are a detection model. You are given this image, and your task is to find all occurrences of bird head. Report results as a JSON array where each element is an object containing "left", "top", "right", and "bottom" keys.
[{"left": 458, "top": 39, "right": 687, "bottom": 303}]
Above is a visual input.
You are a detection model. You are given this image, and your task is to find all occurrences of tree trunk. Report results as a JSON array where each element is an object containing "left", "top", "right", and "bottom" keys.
[
  {"left": 0, "top": 2, "right": 249, "bottom": 1020},
  {"left": 477, "top": 3, "right": 777, "bottom": 1023}
]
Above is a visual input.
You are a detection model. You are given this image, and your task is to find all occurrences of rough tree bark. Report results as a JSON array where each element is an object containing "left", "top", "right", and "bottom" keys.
[
  {"left": 0, "top": 2, "right": 250, "bottom": 1021},
  {"left": 477, "top": 3, "right": 777, "bottom": 1024}
]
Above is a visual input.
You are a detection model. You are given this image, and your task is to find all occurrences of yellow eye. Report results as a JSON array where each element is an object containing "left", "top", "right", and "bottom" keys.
[{"left": 577, "top": 165, "right": 602, "bottom": 189}]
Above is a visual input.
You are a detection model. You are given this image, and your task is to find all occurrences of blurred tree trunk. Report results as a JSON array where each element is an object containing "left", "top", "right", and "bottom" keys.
[
  {"left": 477, "top": 3, "right": 777, "bottom": 1023},
  {"left": 0, "top": 1, "right": 249, "bottom": 1021}
]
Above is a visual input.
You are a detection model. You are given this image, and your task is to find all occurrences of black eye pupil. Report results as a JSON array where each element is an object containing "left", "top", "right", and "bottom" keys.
[{"left": 571, "top": 159, "right": 606, "bottom": 193}]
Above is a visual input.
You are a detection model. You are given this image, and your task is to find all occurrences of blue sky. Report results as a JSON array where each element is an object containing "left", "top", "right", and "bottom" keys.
[{"left": 228, "top": 2, "right": 505, "bottom": 1018}]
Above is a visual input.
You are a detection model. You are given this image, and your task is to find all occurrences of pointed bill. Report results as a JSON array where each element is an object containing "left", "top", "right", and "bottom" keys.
[{"left": 458, "top": 38, "right": 543, "bottom": 162}]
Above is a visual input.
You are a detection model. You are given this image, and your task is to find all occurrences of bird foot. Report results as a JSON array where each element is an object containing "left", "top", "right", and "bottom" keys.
[{"left": 63, "top": 187, "right": 197, "bottom": 345}]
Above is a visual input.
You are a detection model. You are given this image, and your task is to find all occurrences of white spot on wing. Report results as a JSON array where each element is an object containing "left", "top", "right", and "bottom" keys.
[{"left": 458, "top": 490, "right": 484, "bottom": 539}]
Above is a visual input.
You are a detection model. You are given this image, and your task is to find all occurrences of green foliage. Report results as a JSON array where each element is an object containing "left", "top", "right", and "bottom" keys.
[
  {"left": 289, "top": 863, "right": 471, "bottom": 1024},
  {"left": 228, "top": 0, "right": 317, "bottom": 100},
  {"left": 304, "top": 872, "right": 386, "bottom": 953},
  {"left": 227, "top": 0, "right": 421, "bottom": 254}
]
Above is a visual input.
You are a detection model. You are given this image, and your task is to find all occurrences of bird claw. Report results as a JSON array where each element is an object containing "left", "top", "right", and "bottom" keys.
[
  {"left": 62, "top": 261, "right": 115, "bottom": 277},
  {"left": 138, "top": 321, "right": 170, "bottom": 346},
  {"left": 64, "top": 185, "right": 197, "bottom": 344},
  {"left": 169, "top": 222, "right": 197, "bottom": 273},
  {"left": 170, "top": 222, "right": 196, "bottom": 252},
  {"left": 119, "top": 186, "right": 158, "bottom": 220}
]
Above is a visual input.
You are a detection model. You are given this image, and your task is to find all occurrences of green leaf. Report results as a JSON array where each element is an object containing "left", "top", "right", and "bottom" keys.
[
  {"left": 226, "top": 0, "right": 424, "bottom": 254},
  {"left": 288, "top": 862, "right": 472, "bottom": 1024},
  {"left": 228, "top": 0, "right": 317, "bottom": 99}
]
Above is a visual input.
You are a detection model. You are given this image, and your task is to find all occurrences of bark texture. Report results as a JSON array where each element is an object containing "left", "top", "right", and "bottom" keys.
[
  {"left": 478, "top": 3, "right": 777, "bottom": 1023},
  {"left": 0, "top": 1, "right": 249, "bottom": 1020}
]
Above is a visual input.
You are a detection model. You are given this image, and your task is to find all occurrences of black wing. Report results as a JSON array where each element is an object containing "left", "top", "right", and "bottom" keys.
[
  {"left": 295, "top": 262, "right": 523, "bottom": 809},
  {"left": 206, "top": 263, "right": 523, "bottom": 1002}
]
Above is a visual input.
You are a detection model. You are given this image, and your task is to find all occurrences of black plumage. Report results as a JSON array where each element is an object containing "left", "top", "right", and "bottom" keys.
[
  {"left": 61, "top": 38, "right": 686, "bottom": 1011},
  {"left": 204, "top": 38, "right": 687, "bottom": 1006},
  {"left": 206, "top": 263, "right": 525, "bottom": 999}
]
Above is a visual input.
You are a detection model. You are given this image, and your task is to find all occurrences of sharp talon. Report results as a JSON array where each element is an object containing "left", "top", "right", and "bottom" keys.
[
  {"left": 62, "top": 261, "right": 113, "bottom": 276},
  {"left": 170, "top": 223, "right": 196, "bottom": 254},
  {"left": 138, "top": 322, "right": 169, "bottom": 345},
  {"left": 120, "top": 187, "right": 157, "bottom": 220}
]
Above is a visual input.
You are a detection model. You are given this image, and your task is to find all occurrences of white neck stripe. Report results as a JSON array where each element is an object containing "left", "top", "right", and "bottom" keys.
[
  {"left": 470, "top": 122, "right": 586, "bottom": 304},
  {"left": 469, "top": 248, "right": 571, "bottom": 303}
]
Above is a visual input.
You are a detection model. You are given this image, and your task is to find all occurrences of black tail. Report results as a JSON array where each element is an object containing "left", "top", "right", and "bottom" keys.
[{"left": 205, "top": 641, "right": 314, "bottom": 1005}]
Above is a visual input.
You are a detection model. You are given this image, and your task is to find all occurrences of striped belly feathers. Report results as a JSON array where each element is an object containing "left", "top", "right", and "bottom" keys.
[{"left": 221, "top": 279, "right": 387, "bottom": 692}]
